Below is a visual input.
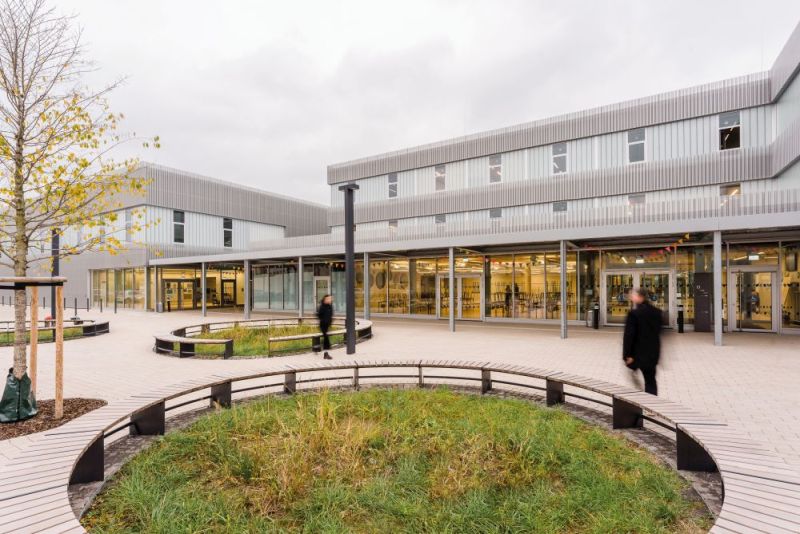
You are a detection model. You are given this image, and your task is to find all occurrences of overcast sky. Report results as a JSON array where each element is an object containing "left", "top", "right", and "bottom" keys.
[{"left": 60, "top": 0, "right": 800, "bottom": 205}]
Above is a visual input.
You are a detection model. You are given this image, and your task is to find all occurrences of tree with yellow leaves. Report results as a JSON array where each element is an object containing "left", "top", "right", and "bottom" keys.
[{"left": 0, "top": 0, "right": 158, "bottom": 419}]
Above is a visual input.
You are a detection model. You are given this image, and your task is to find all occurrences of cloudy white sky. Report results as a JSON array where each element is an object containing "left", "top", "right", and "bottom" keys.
[{"left": 60, "top": 0, "right": 800, "bottom": 205}]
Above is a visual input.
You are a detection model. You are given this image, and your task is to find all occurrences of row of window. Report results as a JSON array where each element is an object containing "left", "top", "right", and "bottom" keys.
[
  {"left": 382, "top": 183, "right": 743, "bottom": 228},
  {"left": 386, "top": 111, "right": 743, "bottom": 198},
  {"left": 172, "top": 210, "right": 233, "bottom": 247}
]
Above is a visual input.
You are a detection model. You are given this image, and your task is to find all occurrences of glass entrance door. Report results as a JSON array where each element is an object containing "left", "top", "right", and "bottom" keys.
[
  {"left": 640, "top": 272, "right": 670, "bottom": 325},
  {"left": 221, "top": 280, "right": 236, "bottom": 307},
  {"left": 604, "top": 270, "right": 671, "bottom": 326},
  {"left": 605, "top": 273, "right": 634, "bottom": 324},
  {"left": 730, "top": 270, "right": 776, "bottom": 331},
  {"left": 459, "top": 276, "right": 482, "bottom": 320},
  {"left": 163, "top": 280, "right": 195, "bottom": 311},
  {"left": 437, "top": 275, "right": 483, "bottom": 320},
  {"left": 314, "top": 276, "right": 330, "bottom": 306}
]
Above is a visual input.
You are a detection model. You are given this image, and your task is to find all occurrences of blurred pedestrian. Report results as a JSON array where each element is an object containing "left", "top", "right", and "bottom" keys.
[
  {"left": 622, "top": 287, "right": 663, "bottom": 395},
  {"left": 316, "top": 294, "right": 333, "bottom": 360}
]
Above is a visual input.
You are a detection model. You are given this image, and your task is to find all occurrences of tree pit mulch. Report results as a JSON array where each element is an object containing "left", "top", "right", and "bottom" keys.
[{"left": 0, "top": 398, "right": 107, "bottom": 440}]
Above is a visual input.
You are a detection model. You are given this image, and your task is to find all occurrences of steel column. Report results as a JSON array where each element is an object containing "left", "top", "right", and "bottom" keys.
[
  {"left": 50, "top": 229, "right": 59, "bottom": 318},
  {"left": 243, "top": 259, "right": 251, "bottom": 320},
  {"left": 713, "top": 231, "right": 723, "bottom": 346},
  {"left": 201, "top": 262, "right": 207, "bottom": 317},
  {"left": 297, "top": 256, "right": 303, "bottom": 318},
  {"left": 339, "top": 182, "right": 359, "bottom": 355},
  {"left": 363, "top": 252, "right": 370, "bottom": 320},
  {"left": 448, "top": 247, "right": 455, "bottom": 332},
  {"left": 560, "top": 240, "right": 568, "bottom": 339}
]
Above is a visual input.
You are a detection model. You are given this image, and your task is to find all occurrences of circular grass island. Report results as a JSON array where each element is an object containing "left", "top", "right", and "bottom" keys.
[
  {"left": 82, "top": 389, "right": 711, "bottom": 533},
  {"left": 193, "top": 323, "right": 345, "bottom": 358}
]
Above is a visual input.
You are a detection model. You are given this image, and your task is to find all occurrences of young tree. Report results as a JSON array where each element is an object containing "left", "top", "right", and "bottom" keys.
[{"left": 0, "top": 0, "right": 157, "bottom": 404}]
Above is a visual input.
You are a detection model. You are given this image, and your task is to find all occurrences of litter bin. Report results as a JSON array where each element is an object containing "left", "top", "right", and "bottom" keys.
[{"left": 585, "top": 308, "right": 595, "bottom": 328}]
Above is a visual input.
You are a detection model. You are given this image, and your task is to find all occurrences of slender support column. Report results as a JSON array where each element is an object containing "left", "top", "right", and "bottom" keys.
[
  {"left": 363, "top": 252, "right": 370, "bottom": 320},
  {"left": 448, "top": 247, "right": 455, "bottom": 332},
  {"left": 297, "top": 256, "right": 304, "bottom": 318},
  {"left": 339, "top": 182, "right": 359, "bottom": 355},
  {"left": 51, "top": 229, "right": 59, "bottom": 319},
  {"left": 201, "top": 262, "right": 207, "bottom": 317},
  {"left": 30, "top": 286, "right": 38, "bottom": 395},
  {"left": 243, "top": 259, "right": 251, "bottom": 320},
  {"left": 144, "top": 266, "right": 150, "bottom": 311},
  {"left": 560, "top": 240, "right": 568, "bottom": 339},
  {"left": 713, "top": 231, "right": 723, "bottom": 346},
  {"left": 155, "top": 267, "right": 161, "bottom": 313}
]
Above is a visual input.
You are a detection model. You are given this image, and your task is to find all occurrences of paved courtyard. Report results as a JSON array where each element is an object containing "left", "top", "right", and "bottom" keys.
[{"left": 1, "top": 306, "right": 799, "bottom": 471}]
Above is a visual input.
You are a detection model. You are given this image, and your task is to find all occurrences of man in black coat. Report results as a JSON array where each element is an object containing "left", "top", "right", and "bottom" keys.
[
  {"left": 316, "top": 294, "right": 334, "bottom": 360},
  {"left": 623, "top": 287, "right": 663, "bottom": 395}
]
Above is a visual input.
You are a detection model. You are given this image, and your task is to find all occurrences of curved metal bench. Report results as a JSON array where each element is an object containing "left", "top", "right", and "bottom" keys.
[
  {"left": 0, "top": 319, "right": 110, "bottom": 345},
  {"left": 154, "top": 318, "right": 373, "bottom": 358},
  {"left": 0, "top": 360, "right": 798, "bottom": 533}
]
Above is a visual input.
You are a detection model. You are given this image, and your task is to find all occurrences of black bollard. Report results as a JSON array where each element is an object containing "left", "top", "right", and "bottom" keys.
[
  {"left": 86, "top": 297, "right": 89, "bottom": 311},
  {"left": 100, "top": 299, "right": 103, "bottom": 313},
  {"left": 677, "top": 305, "right": 684, "bottom": 333},
  {"left": 74, "top": 297, "right": 77, "bottom": 317},
  {"left": 114, "top": 298, "right": 117, "bottom": 314},
  {"left": 592, "top": 303, "right": 600, "bottom": 329}
]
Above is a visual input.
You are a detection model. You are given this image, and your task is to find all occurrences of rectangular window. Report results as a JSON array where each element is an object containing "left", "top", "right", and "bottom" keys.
[
  {"left": 173, "top": 210, "right": 185, "bottom": 244},
  {"left": 552, "top": 201, "right": 568, "bottom": 212},
  {"left": 388, "top": 172, "right": 398, "bottom": 198},
  {"left": 719, "top": 111, "right": 741, "bottom": 150},
  {"left": 435, "top": 164, "right": 446, "bottom": 191},
  {"left": 489, "top": 154, "right": 502, "bottom": 183},
  {"left": 435, "top": 213, "right": 447, "bottom": 224},
  {"left": 223, "top": 217, "right": 233, "bottom": 248},
  {"left": 720, "top": 184, "right": 740, "bottom": 196},
  {"left": 124, "top": 209, "right": 133, "bottom": 242},
  {"left": 627, "top": 128, "right": 646, "bottom": 163},
  {"left": 628, "top": 193, "right": 646, "bottom": 205},
  {"left": 552, "top": 143, "right": 567, "bottom": 174},
  {"left": 388, "top": 219, "right": 398, "bottom": 231},
  {"left": 489, "top": 207, "right": 502, "bottom": 219}
]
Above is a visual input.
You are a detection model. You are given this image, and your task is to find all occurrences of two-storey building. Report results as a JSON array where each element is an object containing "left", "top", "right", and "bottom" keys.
[{"left": 145, "top": 24, "right": 800, "bottom": 341}]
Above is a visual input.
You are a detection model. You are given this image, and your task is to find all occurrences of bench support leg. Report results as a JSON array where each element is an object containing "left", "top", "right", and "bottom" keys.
[
  {"left": 178, "top": 342, "right": 194, "bottom": 357},
  {"left": 155, "top": 339, "right": 171, "bottom": 354},
  {"left": 284, "top": 371, "right": 296, "bottom": 394},
  {"left": 612, "top": 397, "right": 643, "bottom": 429},
  {"left": 546, "top": 380, "right": 564, "bottom": 406},
  {"left": 224, "top": 340, "right": 233, "bottom": 359},
  {"left": 481, "top": 370, "right": 492, "bottom": 394},
  {"left": 211, "top": 381, "right": 232, "bottom": 408},
  {"left": 676, "top": 427, "right": 717, "bottom": 472},
  {"left": 353, "top": 367, "right": 359, "bottom": 390},
  {"left": 70, "top": 435, "right": 104, "bottom": 484},
  {"left": 130, "top": 401, "right": 165, "bottom": 436},
  {"left": 418, "top": 366, "right": 424, "bottom": 388}
]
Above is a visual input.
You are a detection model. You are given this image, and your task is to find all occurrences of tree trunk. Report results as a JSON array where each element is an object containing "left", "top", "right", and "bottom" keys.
[
  {"left": 12, "top": 288, "right": 27, "bottom": 380},
  {"left": 12, "top": 106, "right": 28, "bottom": 381}
]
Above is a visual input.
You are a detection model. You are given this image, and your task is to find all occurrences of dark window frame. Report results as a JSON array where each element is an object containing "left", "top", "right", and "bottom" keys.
[
  {"left": 435, "top": 164, "right": 446, "bottom": 191},
  {"left": 552, "top": 143, "right": 567, "bottom": 174},
  {"left": 388, "top": 173, "right": 398, "bottom": 198},
  {"left": 627, "top": 128, "right": 646, "bottom": 163},
  {"left": 489, "top": 154, "right": 502, "bottom": 183},
  {"left": 223, "top": 217, "right": 233, "bottom": 248},
  {"left": 719, "top": 111, "right": 741, "bottom": 151},
  {"left": 173, "top": 210, "right": 185, "bottom": 244}
]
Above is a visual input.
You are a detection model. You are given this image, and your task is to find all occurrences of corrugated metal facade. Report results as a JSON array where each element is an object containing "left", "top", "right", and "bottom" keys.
[
  {"left": 124, "top": 163, "right": 329, "bottom": 238},
  {"left": 327, "top": 73, "right": 771, "bottom": 184}
]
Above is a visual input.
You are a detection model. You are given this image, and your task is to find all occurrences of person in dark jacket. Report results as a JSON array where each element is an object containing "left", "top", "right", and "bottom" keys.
[
  {"left": 623, "top": 287, "right": 663, "bottom": 395},
  {"left": 316, "top": 294, "right": 334, "bottom": 360}
]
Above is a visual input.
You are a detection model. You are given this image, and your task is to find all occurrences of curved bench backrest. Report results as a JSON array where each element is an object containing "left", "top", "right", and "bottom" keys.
[{"left": 1, "top": 359, "right": 797, "bottom": 533}]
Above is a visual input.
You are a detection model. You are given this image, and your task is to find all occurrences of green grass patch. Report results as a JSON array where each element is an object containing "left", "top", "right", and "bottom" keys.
[
  {"left": 83, "top": 388, "right": 710, "bottom": 533},
  {"left": 0, "top": 326, "right": 83, "bottom": 345},
  {"left": 192, "top": 325, "right": 343, "bottom": 358}
]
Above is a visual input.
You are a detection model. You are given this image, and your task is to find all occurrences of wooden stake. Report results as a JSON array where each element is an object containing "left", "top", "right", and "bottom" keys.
[
  {"left": 30, "top": 286, "right": 38, "bottom": 395},
  {"left": 54, "top": 284, "right": 64, "bottom": 419}
]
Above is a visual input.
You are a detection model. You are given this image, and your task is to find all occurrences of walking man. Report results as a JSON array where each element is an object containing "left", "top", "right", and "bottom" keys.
[
  {"left": 623, "top": 287, "right": 663, "bottom": 395},
  {"left": 316, "top": 294, "right": 334, "bottom": 360}
]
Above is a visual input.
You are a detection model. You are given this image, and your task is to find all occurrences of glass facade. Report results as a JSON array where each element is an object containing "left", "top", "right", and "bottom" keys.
[
  {"left": 90, "top": 268, "right": 146, "bottom": 310},
  {"left": 782, "top": 244, "right": 800, "bottom": 330}
]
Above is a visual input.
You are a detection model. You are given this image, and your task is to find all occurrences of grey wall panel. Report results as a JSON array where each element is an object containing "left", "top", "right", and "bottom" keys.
[
  {"left": 328, "top": 147, "right": 773, "bottom": 226},
  {"left": 123, "top": 163, "right": 329, "bottom": 238},
  {"left": 328, "top": 73, "right": 771, "bottom": 184},
  {"left": 771, "top": 21, "right": 800, "bottom": 100}
]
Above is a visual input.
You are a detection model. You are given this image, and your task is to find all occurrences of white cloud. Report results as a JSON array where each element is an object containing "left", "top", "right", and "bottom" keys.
[{"left": 59, "top": 0, "right": 800, "bottom": 204}]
